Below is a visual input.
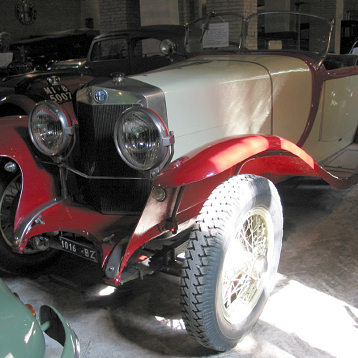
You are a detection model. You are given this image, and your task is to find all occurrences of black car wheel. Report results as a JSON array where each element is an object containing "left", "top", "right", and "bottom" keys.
[
  {"left": 180, "top": 174, "right": 283, "bottom": 351},
  {"left": 0, "top": 173, "right": 57, "bottom": 274}
]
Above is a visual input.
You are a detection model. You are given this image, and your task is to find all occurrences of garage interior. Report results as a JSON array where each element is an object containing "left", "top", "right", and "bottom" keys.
[{"left": 1, "top": 0, "right": 358, "bottom": 357}]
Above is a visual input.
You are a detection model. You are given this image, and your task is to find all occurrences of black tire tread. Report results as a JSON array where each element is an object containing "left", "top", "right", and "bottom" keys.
[{"left": 180, "top": 174, "right": 282, "bottom": 351}]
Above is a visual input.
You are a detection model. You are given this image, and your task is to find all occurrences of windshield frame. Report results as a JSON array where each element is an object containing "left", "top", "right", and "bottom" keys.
[
  {"left": 184, "top": 10, "right": 334, "bottom": 67},
  {"left": 184, "top": 11, "right": 244, "bottom": 50}
]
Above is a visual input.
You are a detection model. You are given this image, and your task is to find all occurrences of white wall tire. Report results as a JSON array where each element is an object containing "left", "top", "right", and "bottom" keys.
[{"left": 180, "top": 174, "right": 283, "bottom": 351}]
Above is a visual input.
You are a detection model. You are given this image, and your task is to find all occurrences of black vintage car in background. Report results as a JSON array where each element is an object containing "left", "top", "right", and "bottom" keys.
[
  {"left": 47, "top": 25, "right": 186, "bottom": 75},
  {"left": 7, "top": 28, "right": 99, "bottom": 75},
  {"left": 80, "top": 24, "right": 185, "bottom": 76},
  {"left": 0, "top": 25, "right": 185, "bottom": 116}
]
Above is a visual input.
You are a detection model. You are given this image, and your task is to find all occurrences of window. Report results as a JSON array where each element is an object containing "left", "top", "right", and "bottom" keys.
[
  {"left": 133, "top": 38, "right": 163, "bottom": 58},
  {"left": 91, "top": 38, "right": 128, "bottom": 61}
]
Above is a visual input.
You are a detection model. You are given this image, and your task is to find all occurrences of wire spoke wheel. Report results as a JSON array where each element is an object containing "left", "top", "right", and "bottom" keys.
[
  {"left": 220, "top": 207, "right": 274, "bottom": 324},
  {"left": 0, "top": 174, "right": 39, "bottom": 254},
  {"left": 0, "top": 174, "right": 21, "bottom": 248},
  {"left": 180, "top": 175, "right": 283, "bottom": 352}
]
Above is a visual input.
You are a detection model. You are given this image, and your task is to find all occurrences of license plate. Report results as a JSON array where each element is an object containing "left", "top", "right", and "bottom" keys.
[
  {"left": 43, "top": 85, "right": 72, "bottom": 104},
  {"left": 59, "top": 237, "right": 98, "bottom": 263}
]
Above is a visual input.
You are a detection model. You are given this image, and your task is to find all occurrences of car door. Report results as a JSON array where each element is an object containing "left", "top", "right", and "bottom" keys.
[
  {"left": 87, "top": 37, "right": 130, "bottom": 77},
  {"left": 320, "top": 71, "right": 358, "bottom": 146}
]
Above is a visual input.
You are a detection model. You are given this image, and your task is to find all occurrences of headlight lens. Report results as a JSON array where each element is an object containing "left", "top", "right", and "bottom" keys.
[
  {"left": 29, "top": 101, "right": 74, "bottom": 157},
  {"left": 114, "top": 107, "right": 173, "bottom": 171}
]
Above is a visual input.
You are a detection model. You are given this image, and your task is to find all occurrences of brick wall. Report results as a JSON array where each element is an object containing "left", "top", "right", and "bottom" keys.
[
  {"left": 98, "top": 0, "right": 140, "bottom": 33},
  {"left": 178, "top": 0, "right": 201, "bottom": 25},
  {"left": 80, "top": 0, "right": 100, "bottom": 29},
  {"left": 178, "top": 0, "right": 257, "bottom": 24},
  {"left": 140, "top": 0, "right": 179, "bottom": 26},
  {"left": 344, "top": 0, "right": 358, "bottom": 19},
  {"left": 206, "top": 0, "right": 256, "bottom": 16}
]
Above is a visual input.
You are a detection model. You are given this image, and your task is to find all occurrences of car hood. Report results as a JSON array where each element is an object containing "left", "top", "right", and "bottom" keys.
[
  {"left": 0, "top": 279, "right": 45, "bottom": 358},
  {"left": 0, "top": 71, "right": 56, "bottom": 88},
  {"left": 132, "top": 54, "right": 273, "bottom": 159},
  {"left": 83, "top": 53, "right": 311, "bottom": 160},
  {"left": 131, "top": 53, "right": 311, "bottom": 159},
  {"left": 0, "top": 70, "right": 94, "bottom": 103},
  {"left": 0, "top": 86, "right": 14, "bottom": 98}
]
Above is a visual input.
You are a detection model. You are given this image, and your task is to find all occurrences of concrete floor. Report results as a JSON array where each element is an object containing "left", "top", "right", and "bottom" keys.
[{"left": 2, "top": 177, "right": 358, "bottom": 358}]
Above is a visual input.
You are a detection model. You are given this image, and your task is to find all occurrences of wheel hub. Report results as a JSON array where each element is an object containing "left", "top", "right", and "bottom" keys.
[{"left": 220, "top": 207, "right": 274, "bottom": 324}]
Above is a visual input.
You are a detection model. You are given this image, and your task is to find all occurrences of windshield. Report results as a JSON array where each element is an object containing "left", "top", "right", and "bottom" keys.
[{"left": 185, "top": 11, "right": 333, "bottom": 64}]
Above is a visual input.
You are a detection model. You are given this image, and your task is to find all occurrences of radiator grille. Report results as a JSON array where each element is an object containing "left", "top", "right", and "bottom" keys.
[{"left": 74, "top": 102, "right": 151, "bottom": 214}]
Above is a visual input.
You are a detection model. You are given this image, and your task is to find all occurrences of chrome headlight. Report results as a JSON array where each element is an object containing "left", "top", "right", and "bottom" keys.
[
  {"left": 29, "top": 101, "right": 74, "bottom": 157},
  {"left": 114, "top": 107, "right": 173, "bottom": 171}
]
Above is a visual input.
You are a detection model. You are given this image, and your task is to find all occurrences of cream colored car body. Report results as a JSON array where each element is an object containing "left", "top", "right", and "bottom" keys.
[
  {"left": 304, "top": 73, "right": 358, "bottom": 162},
  {"left": 134, "top": 53, "right": 358, "bottom": 164}
]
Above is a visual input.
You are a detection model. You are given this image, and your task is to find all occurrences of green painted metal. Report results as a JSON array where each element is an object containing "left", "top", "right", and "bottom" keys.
[
  {"left": 0, "top": 278, "right": 45, "bottom": 358},
  {"left": 0, "top": 278, "right": 80, "bottom": 358}
]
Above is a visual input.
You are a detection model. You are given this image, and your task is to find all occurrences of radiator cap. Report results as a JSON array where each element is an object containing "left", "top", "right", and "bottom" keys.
[{"left": 112, "top": 72, "right": 125, "bottom": 84}]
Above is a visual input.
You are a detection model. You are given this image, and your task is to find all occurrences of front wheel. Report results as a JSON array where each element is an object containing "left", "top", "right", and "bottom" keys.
[
  {"left": 180, "top": 174, "right": 283, "bottom": 351},
  {"left": 0, "top": 172, "right": 57, "bottom": 274}
]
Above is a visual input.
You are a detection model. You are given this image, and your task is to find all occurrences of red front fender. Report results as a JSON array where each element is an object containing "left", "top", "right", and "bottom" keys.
[
  {"left": 155, "top": 135, "right": 356, "bottom": 189},
  {"left": 155, "top": 135, "right": 313, "bottom": 186},
  {"left": 0, "top": 116, "right": 58, "bottom": 231},
  {"left": 113, "top": 134, "right": 357, "bottom": 284}
]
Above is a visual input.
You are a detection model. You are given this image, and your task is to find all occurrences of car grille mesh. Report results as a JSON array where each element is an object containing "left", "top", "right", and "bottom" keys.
[{"left": 74, "top": 102, "right": 151, "bottom": 214}]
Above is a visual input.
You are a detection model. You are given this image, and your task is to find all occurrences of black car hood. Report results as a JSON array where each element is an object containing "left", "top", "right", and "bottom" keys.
[{"left": 1, "top": 70, "right": 79, "bottom": 90}]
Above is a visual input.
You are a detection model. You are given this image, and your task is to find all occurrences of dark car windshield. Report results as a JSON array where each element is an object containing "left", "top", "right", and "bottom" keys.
[
  {"left": 185, "top": 11, "right": 333, "bottom": 64},
  {"left": 91, "top": 38, "right": 129, "bottom": 61},
  {"left": 90, "top": 37, "right": 170, "bottom": 61}
]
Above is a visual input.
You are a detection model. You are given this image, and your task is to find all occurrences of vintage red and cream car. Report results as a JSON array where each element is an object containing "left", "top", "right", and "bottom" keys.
[{"left": 0, "top": 11, "right": 357, "bottom": 352}]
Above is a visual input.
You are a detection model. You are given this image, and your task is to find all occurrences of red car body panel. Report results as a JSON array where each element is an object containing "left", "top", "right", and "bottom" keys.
[
  {"left": 155, "top": 134, "right": 358, "bottom": 189},
  {"left": 0, "top": 117, "right": 57, "bottom": 231},
  {"left": 1, "top": 113, "right": 356, "bottom": 284},
  {"left": 0, "top": 95, "right": 36, "bottom": 115}
]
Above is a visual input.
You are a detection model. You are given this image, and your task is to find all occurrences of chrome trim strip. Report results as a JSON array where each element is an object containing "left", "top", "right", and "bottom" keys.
[
  {"left": 14, "top": 198, "right": 63, "bottom": 249},
  {"left": 64, "top": 163, "right": 148, "bottom": 180},
  {"left": 38, "top": 161, "right": 149, "bottom": 180},
  {"left": 66, "top": 165, "right": 148, "bottom": 180}
]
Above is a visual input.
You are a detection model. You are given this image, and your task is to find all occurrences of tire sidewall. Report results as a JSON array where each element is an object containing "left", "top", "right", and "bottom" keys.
[{"left": 207, "top": 177, "right": 282, "bottom": 349}]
